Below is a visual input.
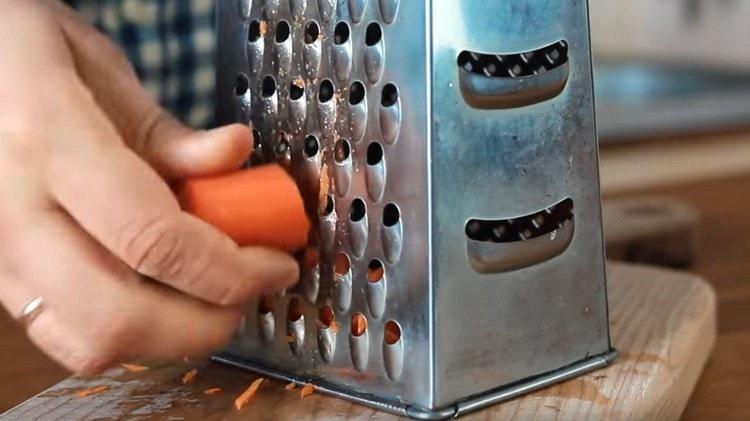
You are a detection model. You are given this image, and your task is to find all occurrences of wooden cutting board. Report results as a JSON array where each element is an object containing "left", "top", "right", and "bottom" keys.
[{"left": 1, "top": 262, "right": 716, "bottom": 420}]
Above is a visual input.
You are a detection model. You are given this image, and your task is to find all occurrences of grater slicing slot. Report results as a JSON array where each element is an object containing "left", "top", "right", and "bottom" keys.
[
  {"left": 457, "top": 41, "right": 569, "bottom": 109},
  {"left": 465, "top": 198, "right": 574, "bottom": 273}
]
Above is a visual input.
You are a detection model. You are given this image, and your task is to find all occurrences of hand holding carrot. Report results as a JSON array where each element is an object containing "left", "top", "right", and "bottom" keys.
[{"left": 0, "top": 1, "right": 299, "bottom": 375}]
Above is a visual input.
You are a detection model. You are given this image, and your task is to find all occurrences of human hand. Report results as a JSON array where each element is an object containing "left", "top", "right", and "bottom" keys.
[{"left": 0, "top": 0, "right": 299, "bottom": 374}]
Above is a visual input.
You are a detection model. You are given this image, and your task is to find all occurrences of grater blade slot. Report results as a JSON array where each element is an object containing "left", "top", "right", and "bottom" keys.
[
  {"left": 457, "top": 40, "right": 569, "bottom": 109},
  {"left": 465, "top": 198, "right": 574, "bottom": 273}
]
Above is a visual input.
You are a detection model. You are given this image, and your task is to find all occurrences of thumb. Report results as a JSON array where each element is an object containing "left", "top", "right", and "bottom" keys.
[{"left": 53, "top": 2, "right": 252, "bottom": 178}]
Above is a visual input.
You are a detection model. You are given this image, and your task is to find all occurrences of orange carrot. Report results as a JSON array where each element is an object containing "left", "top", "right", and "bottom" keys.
[
  {"left": 300, "top": 383, "right": 315, "bottom": 398},
  {"left": 285, "top": 382, "right": 296, "bottom": 391},
  {"left": 182, "top": 368, "right": 198, "bottom": 384},
  {"left": 178, "top": 165, "right": 309, "bottom": 252},
  {"left": 120, "top": 363, "right": 149, "bottom": 373},
  {"left": 351, "top": 313, "right": 368, "bottom": 336},
  {"left": 75, "top": 385, "right": 109, "bottom": 398},
  {"left": 234, "top": 378, "right": 264, "bottom": 410},
  {"left": 367, "top": 265, "right": 384, "bottom": 282},
  {"left": 204, "top": 387, "right": 223, "bottom": 395}
]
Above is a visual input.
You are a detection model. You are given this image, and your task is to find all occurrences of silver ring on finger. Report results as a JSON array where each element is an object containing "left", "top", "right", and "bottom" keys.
[{"left": 17, "top": 296, "right": 44, "bottom": 328}]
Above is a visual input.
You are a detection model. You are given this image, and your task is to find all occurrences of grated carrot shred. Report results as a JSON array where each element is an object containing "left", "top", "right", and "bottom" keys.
[
  {"left": 284, "top": 382, "right": 296, "bottom": 391},
  {"left": 204, "top": 387, "right": 223, "bottom": 395},
  {"left": 120, "top": 363, "right": 149, "bottom": 373},
  {"left": 75, "top": 385, "right": 109, "bottom": 398},
  {"left": 182, "top": 368, "right": 198, "bottom": 384},
  {"left": 234, "top": 378, "right": 265, "bottom": 410},
  {"left": 300, "top": 383, "right": 315, "bottom": 398}
]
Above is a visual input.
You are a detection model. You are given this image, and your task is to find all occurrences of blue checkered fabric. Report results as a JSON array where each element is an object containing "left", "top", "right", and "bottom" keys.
[{"left": 66, "top": 0, "right": 216, "bottom": 128}]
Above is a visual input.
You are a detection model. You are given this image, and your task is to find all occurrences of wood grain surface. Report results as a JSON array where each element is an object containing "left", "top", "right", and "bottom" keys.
[{"left": 1, "top": 263, "right": 716, "bottom": 420}]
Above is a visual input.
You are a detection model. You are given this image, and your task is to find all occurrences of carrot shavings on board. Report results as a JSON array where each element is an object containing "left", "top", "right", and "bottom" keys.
[
  {"left": 300, "top": 383, "right": 315, "bottom": 398},
  {"left": 75, "top": 385, "right": 109, "bottom": 398},
  {"left": 182, "top": 368, "right": 198, "bottom": 384},
  {"left": 120, "top": 363, "right": 148, "bottom": 373},
  {"left": 234, "top": 378, "right": 264, "bottom": 410},
  {"left": 285, "top": 382, "right": 296, "bottom": 391},
  {"left": 204, "top": 387, "right": 223, "bottom": 395}
]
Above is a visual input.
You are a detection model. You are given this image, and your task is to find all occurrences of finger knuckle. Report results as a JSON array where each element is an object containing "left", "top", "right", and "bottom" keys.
[
  {"left": 121, "top": 215, "right": 187, "bottom": 280},
  {"left": 119, "top": 215, "right": 221, "bottom": 298}
]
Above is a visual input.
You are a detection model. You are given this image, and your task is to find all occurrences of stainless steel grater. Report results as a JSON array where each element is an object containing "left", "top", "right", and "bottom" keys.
[{"left": 213, "top": 0, "right": 617, "bottom": 418}]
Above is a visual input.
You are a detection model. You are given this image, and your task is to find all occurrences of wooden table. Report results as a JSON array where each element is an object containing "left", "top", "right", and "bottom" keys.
[{"left": 1, "top": 263, "right": 716, "bottom": 420}]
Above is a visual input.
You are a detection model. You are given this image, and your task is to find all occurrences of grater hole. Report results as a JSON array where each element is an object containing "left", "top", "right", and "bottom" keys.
[
  {"left": 365, "top": 22, "right": 383, "bottom": 46},
  {"left": 335, "top": 139, "right": 351, "bottom": 162},
  {"left": 381, "top": 83, "right": 399, "bottom": 107},
  {"left": 351, "top": 313, "right": 368, "bottom": 336},
  {"left": 248, "top": 20, "right": 262, "bottom": 42},
  {"left": 349, "top": 81, "right": 366, "bottom": 105},
  {"left": 318, "top": 305, "right": 336, "bottom": 328},
  {"left": 384, "top": 320, "right": 401, "bottom": 345},
  {"left": 305, "top": 21, "right": 320, "bottom": 44},
  {"left": 304, "top": 135, "right": 320, "bottom": 158},
  {"left": 235, "top": 73, "right": 250, "bottom": 96},
  {"left": 367, "top": 259, "right": 384, "bottom": 283},
  {"left": 290, "top": 80, "right": 305, "bottom": 100},
  {"left": 262, "top": 76, "right": 277, "bottom": 98},
  {"left": 383, "top": 203, "right": 400, "bottom": 227},
  {"left": 335, "top": 253, "right": 351, "bottom": 275},
  {"left": 457, "top": 40, "right": 569, "bottom": 78},
  {"left": 259, "top": 296, "right": 275, "bottom": 315},
  {"left": 303, "top": 247, "right": 320, "bottom": 270},
  {"left": 349, "top": 198, "right": 366, "bottom": 222},
  {"left": 319, "top": 79, "right": 335, "bottom": 103},
  {"left": 275, "top": 20, "right": 291, "bottom": 43},
  {"left": 321, "top": 194, "right": 335, "bottom": 216},
  {"left": 465, "top": 198, "right": 574, "bottom": 243},
  {"left": 366, "top": 142, "right": 384, "bottom": 166},
  {"left": 287, "top": 297, "right": 304, "bottom": 322},
  {"left": 334, "top": 22, "right": 351, "bottom": 45}
]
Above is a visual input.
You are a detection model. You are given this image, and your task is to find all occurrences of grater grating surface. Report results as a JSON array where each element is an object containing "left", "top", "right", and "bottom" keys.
[{"left": 214, "top": 0, "right": 615, "bottom": 418}]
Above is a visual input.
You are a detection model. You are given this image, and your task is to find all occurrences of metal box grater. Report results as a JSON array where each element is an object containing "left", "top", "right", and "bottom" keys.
[{"left": 213, "top": 0, "right": 617, "bottom": 418}]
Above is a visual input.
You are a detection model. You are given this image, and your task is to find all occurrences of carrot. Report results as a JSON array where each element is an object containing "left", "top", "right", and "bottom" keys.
[
  {"left": 178, "top": 165, "right": 310, "bottom": 251},
  {"left": 204, "top": 387, "right": 223, "bottom": 395},
  {"left": 300, "top": 383, "right": 315, "bottom": 398},
  {"left": 120, "top": 363, "right": 148, "bottom": 373},
  {"left": 351, "top": 313, "right": 367, "bottom": 336},
  {"left": 367, "top": 265, "right": 384, "bottom": 282},
  {"left": 318, "top": 164, "right": 330, "bottom": 215},
  {"left": 182, "top": 368, "right": 198, "bottom": 384},
  {"left": 285, "top": 382, "right": 296, "bottom": 391},
  {"left": 75, "top": 385, "right": 109, "bottom": 398},
  {"left": 234, "top": 378, "right": 264, "bottom": 410}
]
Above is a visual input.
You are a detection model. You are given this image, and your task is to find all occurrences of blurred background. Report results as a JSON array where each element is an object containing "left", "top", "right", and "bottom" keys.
[
  {"left": 592, "top": 2, "right": 749, "bottom": 419},
  {"left": 1, "top": 0, "right": 749, "bottom": 418}
]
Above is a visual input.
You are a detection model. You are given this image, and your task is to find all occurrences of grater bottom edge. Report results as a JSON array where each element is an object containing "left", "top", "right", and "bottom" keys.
[{"left": 211, "top": 349, "right": 619, "bottom": 420}]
